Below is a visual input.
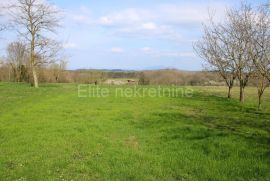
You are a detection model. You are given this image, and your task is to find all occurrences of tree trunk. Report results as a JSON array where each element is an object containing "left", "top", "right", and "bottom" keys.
[
  {"left": 228, "top": 86, "right": 232, "bottom": 98},
  {"left": 32, "top": 66, "right": 39, "bottom": 88},
  {"left": 258, "top": 93, "right": 262, "bottom": 110},
  {"left": 30, "top": 33, "right": 39, "bottom": 88},
  {"left": 240, "top": 86, "right": 245, "bottom": 103}
]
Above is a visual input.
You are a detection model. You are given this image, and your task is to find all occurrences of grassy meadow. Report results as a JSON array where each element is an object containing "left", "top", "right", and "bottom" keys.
[{"left": 0, "top": 82, "right": 269, "bottom": 180}]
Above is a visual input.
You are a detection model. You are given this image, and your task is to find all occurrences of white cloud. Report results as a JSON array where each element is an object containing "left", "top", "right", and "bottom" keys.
[
  {"left": 63, "top": 42, "right": 78, "bottom": 49},
  {"left": 66, "top": 2, "right": 228, "bottom": 42},
  {"left": 157, "top": 3, "right": 226, "bottom": 25},
  {"left": 141, "top": 22, "right": 157, "bottom": 30},
  {"left": 110, "top": 47, "right": 124, "bottom": 53},
  {"left": 97, "top": 9, "right": 167, "bottom": 36},
  {"left": 99, "top": 9, "right": 150, "bottom": 26},
  {"left": 68, "top": 6, "right": 93, "bottom": 25},
  {"left": 142, "top": 47, "right": 152, "bottom": 52},
  {"left": 100, "top": 17, "right": 113, "bottom": 26},
  {"left": 72, "top": 15, "right": 91, "bottom": 23},
  {"left": 93, "top": 3, "right": 226, "bottom": 40},
  {"left": 96, "top": 3, "right": 226, "bottom": 26}
]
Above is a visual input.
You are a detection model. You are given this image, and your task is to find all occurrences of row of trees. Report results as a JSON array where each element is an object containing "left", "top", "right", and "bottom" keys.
[
  {"left": 138, "top": 70, "right": 225, "bottom": 86},
  {"left": 195, "top": 3, "right": 270, "bottom": 109},
  {"left": 1, "top": 0, "right": 63, "bottom": 88}
]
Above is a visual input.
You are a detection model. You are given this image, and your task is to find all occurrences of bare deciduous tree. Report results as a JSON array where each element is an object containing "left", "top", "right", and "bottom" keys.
[
  {"left": 252, "top": 71, "right": 269, "bottom": 110},
  {"left": 249, "top": 5, "right": 270, "bottom": 82},
  {"left": 194, "top": 18, "right": 237, "bottom": 98},
  {"left": 6, "top": 41, "right": 29, "bottom": 82},
  {"left": 243, "top": 4, "right": 270, "bottom": 109},
  {"left": 0, "top": 57, "right": 10, "bottom": 81},
  {"left": 224, "top": 4, "right": 256, "bottom": 102},
  {"left": 8, "top": 0, "right": 61, "bottom": 88},
  {"left": 50, "top": 60, "right": 67, "bottom": 82},
  {"left": 195, "top": 3, "right": 257, "bottom": 102}
]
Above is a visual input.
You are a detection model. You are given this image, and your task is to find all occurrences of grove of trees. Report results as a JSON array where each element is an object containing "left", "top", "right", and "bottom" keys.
[{"left": 194, "top": 3, "right": 270, "bottom": 109}]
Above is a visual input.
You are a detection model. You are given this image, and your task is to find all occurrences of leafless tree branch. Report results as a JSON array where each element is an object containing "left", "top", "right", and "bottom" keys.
[{"left": 8, "top": 0, "right": 62, "bottom": 88}]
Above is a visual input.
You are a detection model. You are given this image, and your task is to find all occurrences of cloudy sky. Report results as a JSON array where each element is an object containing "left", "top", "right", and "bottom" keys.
[{"left": 0, "top": 0, "right": 267, "bottom": 70}]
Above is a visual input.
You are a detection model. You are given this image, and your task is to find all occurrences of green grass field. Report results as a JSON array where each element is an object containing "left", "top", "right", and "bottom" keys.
[{"left": 0, "top": 83, "right": 269, "bottom": 180}]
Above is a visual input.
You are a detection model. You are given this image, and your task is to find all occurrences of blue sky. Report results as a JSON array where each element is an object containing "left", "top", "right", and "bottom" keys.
[{"left": 0, "top": 0, "right": 268, "bottom": 70}]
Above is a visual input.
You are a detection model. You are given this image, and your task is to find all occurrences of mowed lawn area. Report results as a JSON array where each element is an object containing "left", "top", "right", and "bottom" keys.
[{"left": 0, "top": 83, "right": 269, "bottom": 180}]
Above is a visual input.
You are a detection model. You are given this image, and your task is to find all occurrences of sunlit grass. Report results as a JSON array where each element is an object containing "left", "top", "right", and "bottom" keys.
[{"left": 0, "top": 83, "right": 269, "bottom": 180}]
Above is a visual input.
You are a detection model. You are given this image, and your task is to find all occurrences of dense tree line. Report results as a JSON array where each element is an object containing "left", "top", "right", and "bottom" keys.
[{"left": 0, "top": 65, "right": 227, "bottom": 86}]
